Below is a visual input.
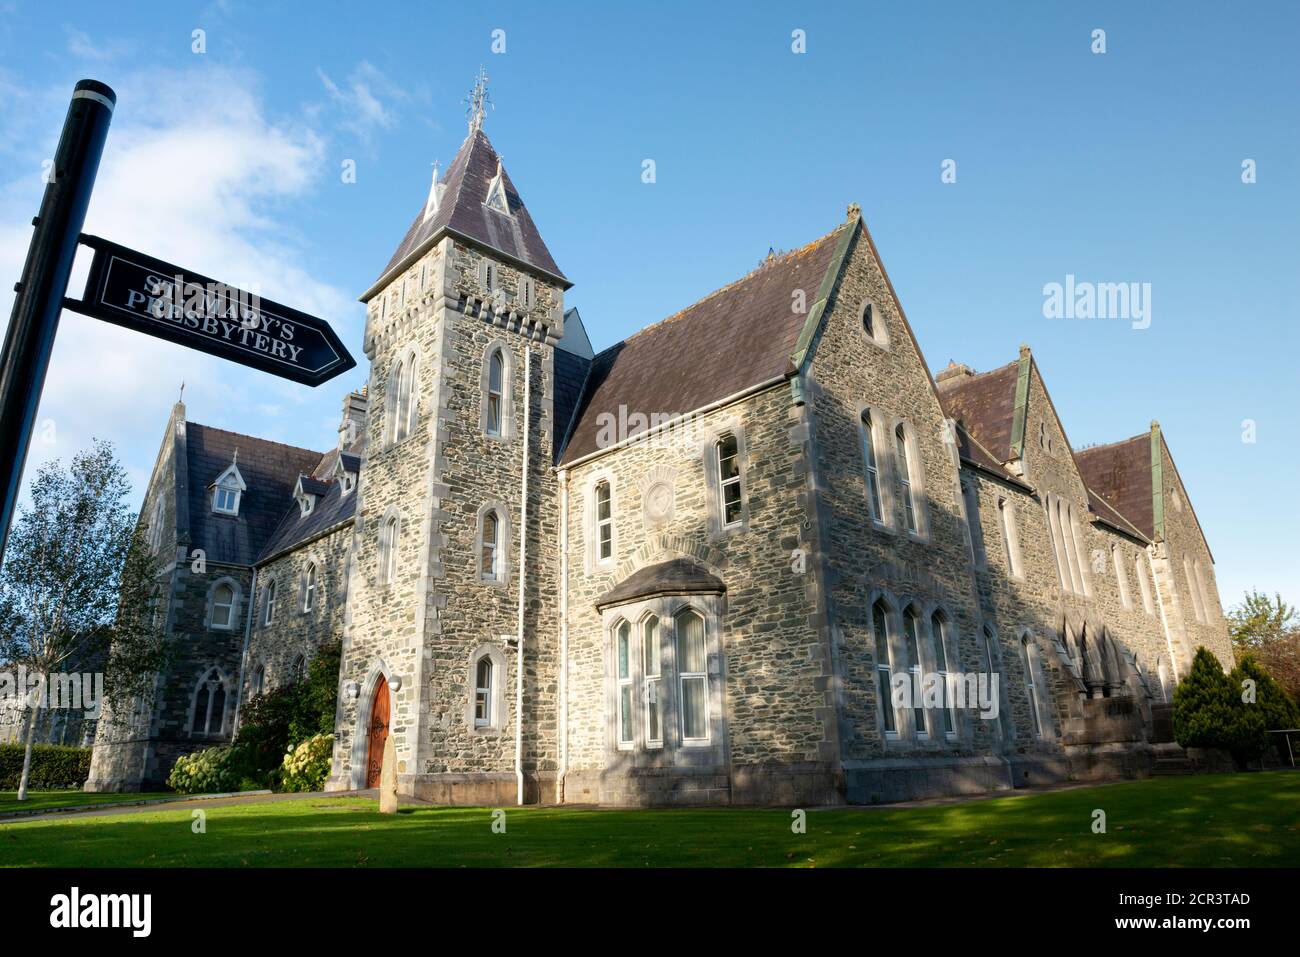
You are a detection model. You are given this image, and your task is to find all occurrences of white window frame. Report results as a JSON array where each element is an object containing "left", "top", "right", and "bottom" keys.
[
  {"left": 474, "top": 655, "right": 494, "bottom": 728},
  {"left": 210, "top": 583, "right": 237, "bottom": 631},
  {"left": 902, "top": 607, "right": 927, "bottom": 739},
  {"left": 642, "top": 614, "right": 663, "bottom": 748},
  {"left": 303, "top": 562, "right": 317, "bottom": 613},
  {"left": 895, "top": 424, "right": 918, "bottom": 534},
  {"left": 481, "top": 509, "right": 503, "bottom": 583},
  {"left": 595, "top": 480, "right": 614, "bottom": 563},
  {"left": 929, "top": 611, "right": 957, "bottom": 737},
  {"left": 859, "top": 299, "right": 889, "bottom": 349},
  {"left": 715, "top": 433, "right": 743, "bottom": 529},
  {"left": 213, "top": 483, "right": 240, "bottom": 515},
  {"left": 675, "top": 607, "right": 711, "bottom": 746},
  {"left": 859, "top": 409, "right": 885, "bottom": 525},
  {"left": 872, "top": 599, "right": 899, "bottom": 738},
  {"left": 615, "top": 620, "right": 634, "bottom": 749},
  {"left": 264, "top": 579, "right": 277, "bottom": 626},
  {"left": 486, "top": 349, "right": 505, "bottom": 437}
]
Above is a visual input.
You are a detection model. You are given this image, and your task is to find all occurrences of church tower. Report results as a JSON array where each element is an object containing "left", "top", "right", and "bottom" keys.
[{"left": 327, "top": 72, "right": 573, "bottom": 802}]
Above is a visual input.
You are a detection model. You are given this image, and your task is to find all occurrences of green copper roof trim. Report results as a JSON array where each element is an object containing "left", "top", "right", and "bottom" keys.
[
  {"left": 1150, "top": 424, "right": 1164, "bottom": 541},
  {"left": 789, "top": 217, "right": 859, "bottom": 372},
  {"left": 1008, "top": 352, "right": 1032, "bottom": 458}
]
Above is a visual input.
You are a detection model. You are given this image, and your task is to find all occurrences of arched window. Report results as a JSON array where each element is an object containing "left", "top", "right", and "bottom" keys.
[
  {"left": 486, "top": 349, "right": 505, "bottom": 436},
  {"left": 715, "top": 433, "right": 743, "bottom": 527},
  {"left": 379, "top": 513, "right": 399, "bottom": 585},
  {"left": 860, "top": 411, "right": 884, "bottom": 523},
  {"left": 1194, "top": 560, "right": 1214, "bottom": 622},
  {"left": 263, "top": 580, "right": 277, "bottom": 626},
  {"left": 388, "top": 354, "right": 417, "bottom": 444},
  {"left": 962, "top": 482, "right": 985, "bottom": 568},
  {"left": 1183, "top": 554, "right": 1205, "bottom": 623},
  {"left": 595, "top": 481, "right": 613, "bottom": 561},
  {"left": 982, "top": 625, "right": 1010, "bottom": 743},
  {"left": 1136, "top": 554, "right": 1155, "bottom": 615},
  {"left": 643, "top": 615, "right": 662, "bottom": 747},
  {"left": 1156, "top": 658, "right": 1170, "bottom": 703},
  {"left": 250, "top": 663, "right": 265, "bottom": 697},
  {"left": 615, "top": 620, "right": 633, "bottom": 747},
  {"left": 929, "top": 612, "right": 956, "bottom": 735},
  {"left": 997, "top": 497, "right": 1023, "bottom": 579},
  {"left": 902, "top": 608, "right": 926, "bottom": 736},
  {"left": 1020, "top": 635, "right": 1043, "bottom": 738},
  {"left": 872, "top": 600, "right": 897, "bottom": 735},
  {"left": 211, "top": 583, "right": 236, "bottom": 630},
  {"left": 676, "top": 609, "right": 709, "bottom": 743},
  {"left": 474, "top": 655, "right": 494, "bottom": 727},
  {"left": 291, "top": 654, "right": 306, "bottom": 682},
  {"left": 894, "top": 424, "right": 917, "bottom": 533},
  {"left": 191, "top": 669, "right": 227, "bottom": 735},
  {"left": 149, "top": 498, "right": 165, "bottom": 552},
  {"left": 481, "top": 509, "right": 503, "bottom": 582},
  {"left": 1112, "top": 545, "right": 1132, "bottom": 608},
  {"left": 303, "top": 562, "right": 317, "bottom": 613}
]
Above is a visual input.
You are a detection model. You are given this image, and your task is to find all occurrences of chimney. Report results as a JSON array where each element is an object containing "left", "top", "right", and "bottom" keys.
[
  {"left": 935, "top": 361, "right": 976, "bottom": 388},
  {"left": 339, "top": 389, "right": 368, "bottom": 450}
]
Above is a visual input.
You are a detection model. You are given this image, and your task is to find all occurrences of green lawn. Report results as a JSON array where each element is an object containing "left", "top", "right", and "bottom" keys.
[
  {"left": 0, "top": 791, "right": 163, "bottom": 816},
  {"left": 1, "top": 772, "right": 1297, "bottom": 867}
]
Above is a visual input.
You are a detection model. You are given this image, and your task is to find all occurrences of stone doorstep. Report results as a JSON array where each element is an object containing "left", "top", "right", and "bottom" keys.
[{"left": 0, "top": 788, "right": 273, "bottom": 822}]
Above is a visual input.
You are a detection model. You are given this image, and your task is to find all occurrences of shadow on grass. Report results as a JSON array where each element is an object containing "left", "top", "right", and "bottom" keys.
[{"left": 0, "top": 772, "right": 1296, "bottom": 868}]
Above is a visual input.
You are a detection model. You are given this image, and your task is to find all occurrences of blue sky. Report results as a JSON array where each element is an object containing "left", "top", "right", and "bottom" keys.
[{"left": 0, "top": 1, "right": 1295, "bottom": 608}]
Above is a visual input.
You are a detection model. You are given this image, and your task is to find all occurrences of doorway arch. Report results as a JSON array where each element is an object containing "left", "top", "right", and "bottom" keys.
[{"left": 365, "top": 677, "right": 390, "bottom": 789}]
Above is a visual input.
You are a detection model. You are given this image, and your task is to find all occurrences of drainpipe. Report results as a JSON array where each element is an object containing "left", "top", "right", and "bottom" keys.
[
  {"left": 231, "top": 566, "right": 258, "bottom": 735},
  {"left": 515, "top": 345, "right": 531, "bottom": 806},
  {"left": 557, "top": 467, "right": 569, "bottom": 804}
]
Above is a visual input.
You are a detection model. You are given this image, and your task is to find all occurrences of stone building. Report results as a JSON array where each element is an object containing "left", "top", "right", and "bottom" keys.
[{"left": 87, "top": 101, "right": 1234, "bottom": 803}]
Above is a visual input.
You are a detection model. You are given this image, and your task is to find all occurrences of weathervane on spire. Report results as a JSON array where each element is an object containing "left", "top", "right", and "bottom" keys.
[{"left": 466, "top": 66, "right": 492, "bottom": 133}]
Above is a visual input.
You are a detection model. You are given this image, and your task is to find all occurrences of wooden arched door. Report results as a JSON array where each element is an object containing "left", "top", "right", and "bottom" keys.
[{"left": 365, "top": 678, "right": 390, "bottom": 789}]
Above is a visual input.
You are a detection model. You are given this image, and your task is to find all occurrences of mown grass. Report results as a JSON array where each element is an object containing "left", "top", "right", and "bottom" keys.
[
  {"left": 1, "top": 772, "right": 1296, "bottom": 868},
  {"left": 0, "top": 791, "right": 162, "bottom": 816}
]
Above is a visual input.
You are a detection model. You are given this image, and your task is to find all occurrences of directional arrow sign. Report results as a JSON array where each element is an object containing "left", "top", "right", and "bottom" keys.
[{"left": 65, "top": 234, "right": 355, "bottom": 386}]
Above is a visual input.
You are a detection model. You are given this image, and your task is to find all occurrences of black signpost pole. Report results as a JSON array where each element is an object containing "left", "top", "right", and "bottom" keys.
[{"left": 0, "top": 79, "right": 115, "bottom": 565}]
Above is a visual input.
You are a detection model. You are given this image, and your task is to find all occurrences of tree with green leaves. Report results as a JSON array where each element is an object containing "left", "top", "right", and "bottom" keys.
[
  {"left": 1228, "top": 590, "right": 1300, "bottom": 702},
  {"left": 0, "top": 441, "right": 170, "bottom": 799},
  {"left": 1230, "top": 654, "right": 1300, "bottom": 762}
]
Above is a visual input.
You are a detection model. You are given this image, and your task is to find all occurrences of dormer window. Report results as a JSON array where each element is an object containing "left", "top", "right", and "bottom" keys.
[
  {"left": 299, "top": 495, "right": 315, "bottom": 517},
  {"left": 293, "top": 474, "right": 319, "bottom": 517},
  {"left": 485, "top": 162, "right": 509, "bottom": 213},
  {"left": 341, "top": 472, "right": 356, "bottom": 495},
  {"left": 210, "top": 457, "right": 246, "bottom": 516}
]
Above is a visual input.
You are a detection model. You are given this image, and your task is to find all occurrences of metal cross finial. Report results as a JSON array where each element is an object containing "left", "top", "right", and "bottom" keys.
[{"left": 466, "top": 66, "right": 492, "bottom": 133}]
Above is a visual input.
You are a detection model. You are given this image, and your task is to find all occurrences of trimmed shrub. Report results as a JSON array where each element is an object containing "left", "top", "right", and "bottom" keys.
[
  {"left": 233, "top": 641, "right": 341, "bottom": 787},
  {"left": 0, "top": 744, "right": 92, "bottom": 790},
  {"left": 280, "top": 733, "right": 333, "bottom": 793},
  {"left": 1173, "top": 648, "right": 1237, "bottom": 752},
  {"left": 167, "top": 745, "right": 241, "bottom": 794}
]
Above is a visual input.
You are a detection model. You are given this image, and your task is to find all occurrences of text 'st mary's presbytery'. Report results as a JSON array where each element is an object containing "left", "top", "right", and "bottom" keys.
[{"left": 122, "top": 271, "right": 306, "bottom": 363}]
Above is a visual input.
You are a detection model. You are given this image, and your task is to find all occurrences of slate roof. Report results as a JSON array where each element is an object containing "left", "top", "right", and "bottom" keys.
[
  {"left": 368, "top": 128, "right": 568, "bottom": 297},
  {"left": 258, "top": 478, "right": 357, "bottom": 563},
  {"left": 595, "top": 558, "right": 726, "bottom": 610},
  {"left": 559, "top": 225, "right": 849, "bottom": 465},
  {"left": 184, "top": 423, "right": 324, "bottom": 566},
  {"left": 1075, "top": 435, "right": 1155, "bottom": 540},
  {"left": 936, "top": 361, "right": 1020, "bottom": 464},
  {"left": 953, "top": 421, "right": 1028, "bottom": 489},
  {"left": 553, "top": 347, "right": 591, "bottom": 461}
]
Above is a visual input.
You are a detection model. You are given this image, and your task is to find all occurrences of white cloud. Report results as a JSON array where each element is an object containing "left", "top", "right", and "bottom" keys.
[
  {"left": 315, "top": 60, "right": 406, "bottom": 148},
  {"left": 0, "top": 65, "right": 365, "bottom": 513}
]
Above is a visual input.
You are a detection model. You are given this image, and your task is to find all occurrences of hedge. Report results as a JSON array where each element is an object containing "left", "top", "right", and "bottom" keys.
[{"left": 0, "top": 743, "right": 92, "bottom": 790}]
